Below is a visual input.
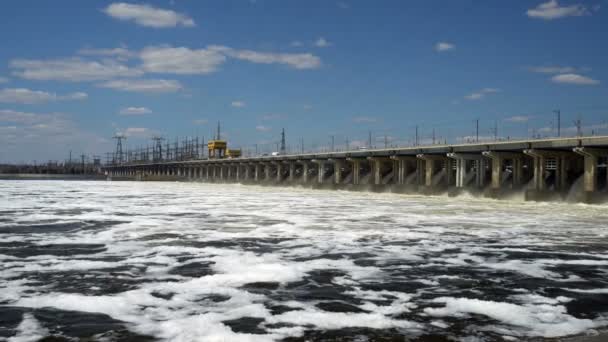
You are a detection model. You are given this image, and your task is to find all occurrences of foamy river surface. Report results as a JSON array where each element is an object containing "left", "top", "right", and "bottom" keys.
[{"left": 1, "top": 180, "right": 608, "bottom": 341}]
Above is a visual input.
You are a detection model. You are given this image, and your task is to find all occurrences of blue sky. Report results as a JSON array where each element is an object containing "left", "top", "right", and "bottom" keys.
[{"left": 0, "top": 0, "right": 607, "bottom": 162}]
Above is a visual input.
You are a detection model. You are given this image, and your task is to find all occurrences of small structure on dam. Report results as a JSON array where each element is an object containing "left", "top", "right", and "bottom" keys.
[{"left": 104, "top": 135, "right": 608, "bottom": 203}]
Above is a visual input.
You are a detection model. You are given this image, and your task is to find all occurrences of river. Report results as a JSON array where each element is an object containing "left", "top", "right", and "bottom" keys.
[{"left": 1, "top": 180, "right": 607, "bottom": 341}]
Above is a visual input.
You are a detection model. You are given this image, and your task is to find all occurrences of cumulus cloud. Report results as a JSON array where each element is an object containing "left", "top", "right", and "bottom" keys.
[
  {"left": 0, "top": 88, "right": 87, "bottom": 104},
  {"left": 231, "top": 101, "right": 245, "bottom": 108},
  {"left": 140, "top": 45, "right": 321, "bottom": 73},
  {"left": 255, "top": 125, "right": 271, "bottom": 132},
  {"left": 10, "top": 57, "right": 142, "bottom": 82},
  {"left": 314, "top": 37, "right": 332, "bottom": 48},
  {"left": 211, "top": 45, "right": 322, "bottom": 70},
  {"left": 103, "top": 3, "right": 195, "bottom": 28},
  {"left": 465, "top": 88, "right": 501, "bottom": 100},
  {"left": 121, "top": 127, "right": 154, "bottom": 137},
  {"left": 435, "top": 42, "right": 455, "bottom": 52},
  {"left": 119, "top": 107, "right": 152, "bottom": 115},
  {"left": 551, "top": 73, "right": 599, "bottom": 85},
  {"left": 78, "top": 46, "right": 136, "bottom": 60},
  {"left": 98, "top": 79, "right": 183, "bottom": 93},
  {"left": 0, "top": 109, "right": 86, "bottom": 141},
  {"left": 10, "top": 44, "right": 322, "bottom": 85},
  {"left": 526, "top": 0, "right": 590, "bottom": 20},
  {"left": 0, "top": 109, "right": 109, "bottom": 161},
  {"left": 140, "top": 46, "right": 226, "bottom": 74}
]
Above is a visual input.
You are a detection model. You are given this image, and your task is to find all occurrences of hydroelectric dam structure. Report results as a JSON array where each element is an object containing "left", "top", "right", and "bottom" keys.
[{"left": 103, "top": 136, "right": 608, "bottom": 203}]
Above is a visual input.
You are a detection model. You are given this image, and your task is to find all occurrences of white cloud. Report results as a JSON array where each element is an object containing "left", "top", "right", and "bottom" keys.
[
  {"left": 505, "top": 115, "right": 531, "bottom": 123},
  {"left": 529, "top": 65, "right": 576, "bottom": 74},
  {"left": 119, "top": 107, "right": 152, "bottom": 115},
  {"left": 255, "top": 125, "right": 271, "bottom": 132},
  {"left": 78, "top": 46, "right": 135, "bottom": 60},
  {"left": 526, "top": 0, "right": 590, "bottom": 20},
  {"left": 465, "top": 88, "right": 501, "bottom": 100},
  {"left": 551, "top": 73, "right": 599, "bottom": 85},
  {"left": 314, "top": 37, "right": 332, "bottom": 48},
  {"left": 435, "top": 42, "right": 455, "bottom": 52},
  {"left": 103, "top": 2, "right": 195, "bottom": 28},
  {"left": 211, "top": 45, "right": 322, "bottom": 70},
  {"left": 120, "top": 127, "right": 154, "bottom": 137},
  {"left": 140, "top": 45, "right": 321, "bottom": 73},
  {"left": 0, "top": 109, "right": 81, "bottom": 138},
  {"left": 0, "top": 77, "right": 8, "bottom": 83},
  {"left": 0, "top": 88, "right": 87, "bottom": 104},
  {"left": 0, "top": 109, "right": 109, "bottom": 162},
  {"left": 10, "top": 57, "right": 142, "bottom": 82},
  {"left": 0, "top": 109, "right": 41, "bottom": 124},
  {"left": 98, "top": 79, "right": 183, "bottom": 93},
  {"left": 140, "top": 46, "right": 226, "bottom": 74},
  {"left": 465, "top": 93, "right": 483, "bottom": 100},
  {"left": 231, "top": 101, "right": 245, "bottom": 108},
  {"left": 11, "top": 45, "right": 321, "bottom": 84},
  {"left": 353, "top": 116, "right": 377, "bottom": 123},
  {"left": 290, "top": 41, "right": 303, "bottom": 47}
]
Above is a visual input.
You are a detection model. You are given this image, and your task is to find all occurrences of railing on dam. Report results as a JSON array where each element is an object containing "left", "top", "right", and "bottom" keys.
[{"left": 103, "top": 136, "right": 608, "bottom": 203}]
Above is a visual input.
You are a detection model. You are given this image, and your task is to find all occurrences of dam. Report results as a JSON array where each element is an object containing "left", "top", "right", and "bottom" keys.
[{"left": 103, "top": 135, "right": 608, "bottom": 203}]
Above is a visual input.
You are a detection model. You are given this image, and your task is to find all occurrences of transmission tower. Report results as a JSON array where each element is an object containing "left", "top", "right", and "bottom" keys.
[
  {"left": 152, "top": 136, "right": 164, "bottom": 161},
  {"left": 113, "top": 134, "right": 126, "bottom": 164}
]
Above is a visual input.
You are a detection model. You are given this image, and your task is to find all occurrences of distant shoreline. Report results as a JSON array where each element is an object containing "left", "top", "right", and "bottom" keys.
[{"left": 0, "top": 174, "right": 107, "bottom": 181}]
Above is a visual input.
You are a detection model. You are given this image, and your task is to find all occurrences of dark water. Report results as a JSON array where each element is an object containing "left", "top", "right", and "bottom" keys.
[{"left": 1, "top": 180, "right": 608, "bottom": 341}]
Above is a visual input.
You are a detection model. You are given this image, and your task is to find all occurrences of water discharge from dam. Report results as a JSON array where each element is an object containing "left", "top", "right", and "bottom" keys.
[{"left": 1, "top": 180, "right": 608, "bottom": 341}]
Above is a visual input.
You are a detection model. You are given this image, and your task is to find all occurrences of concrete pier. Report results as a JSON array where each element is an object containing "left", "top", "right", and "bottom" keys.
[{"left": 104, "top": 136, "right": 608, "bottom": 203}]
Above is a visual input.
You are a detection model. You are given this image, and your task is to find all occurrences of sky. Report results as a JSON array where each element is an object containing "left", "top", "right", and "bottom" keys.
[{"left": 0, "top": 0, "right": 607, "bottom": 163}]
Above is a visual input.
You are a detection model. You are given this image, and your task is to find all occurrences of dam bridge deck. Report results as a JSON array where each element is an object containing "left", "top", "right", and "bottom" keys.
[{"left": 103, "top": 136, "right": 608, "bottom": 203}]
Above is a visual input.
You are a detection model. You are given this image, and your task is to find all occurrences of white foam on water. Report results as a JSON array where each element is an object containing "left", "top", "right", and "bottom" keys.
[
  {"left": 1, "top": 180, "right": 608, "bottom": 341},
  {"left": 563, "top": 288, "right": 608, "bottom": 294},
  {"left": 424, "top": 297, "right": 599, "bottom": 338},
  {"left": 7, "top": 313, "right": 49, "bottom": 342}
]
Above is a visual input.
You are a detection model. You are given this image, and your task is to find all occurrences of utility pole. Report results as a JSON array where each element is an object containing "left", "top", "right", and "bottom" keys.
[
  {"left": 415, "top": 125, "right": 419, "bottom": 146},
  {"left": 280, "top": 128, "right": 286, "bottom": 154},
  {"left": 475, "top": 119, "right": 479, "bottom": 142},
  {"left": 432, "top": 129, "right": 436, "bottom": 145},
  {"left": 201, "top": 136, "right": 205, "bottom": 158},
  {"left": 554, "top": 109, "right": 561, "bottom": 137},
  {"left": 216, "top": 121, "right": 221, "bottom": 140},
  {"left": 368, "top": 131, "right": 372, "bottom": 148},
  {"left": 574, "top": 116, "right": 582, "bottom": 136},
  {"left": 493, "top": 121, "right": 498, "bottom": 141}
]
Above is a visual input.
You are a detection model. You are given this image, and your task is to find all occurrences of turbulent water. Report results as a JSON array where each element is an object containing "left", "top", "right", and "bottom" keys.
[{"left": 1, "top": 180, "right": 608, "bottom": 342}]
